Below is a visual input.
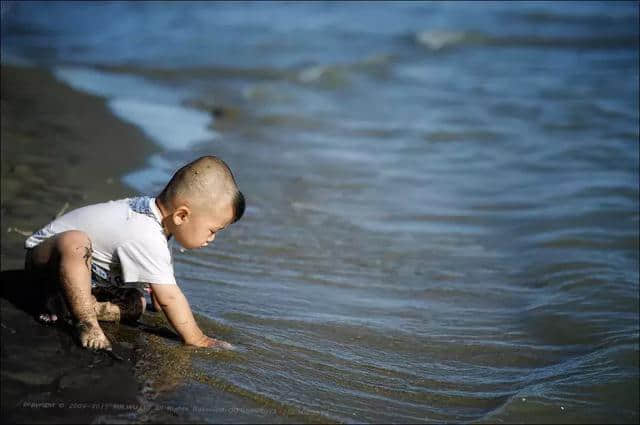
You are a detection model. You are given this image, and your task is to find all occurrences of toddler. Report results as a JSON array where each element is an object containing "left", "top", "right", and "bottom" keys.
[{"left": 24, "top": 155, "right": 245, "bottom": 351}]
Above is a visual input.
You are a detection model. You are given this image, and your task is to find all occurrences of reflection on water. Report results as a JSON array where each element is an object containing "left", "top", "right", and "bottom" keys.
[{"left": 3, "top": 1, "right": 638, "bottom": 423}]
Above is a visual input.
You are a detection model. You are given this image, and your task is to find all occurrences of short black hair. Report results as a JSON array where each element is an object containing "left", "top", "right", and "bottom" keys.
[{"left": 232, "top": 190, "right": 245, "bottom": 223}]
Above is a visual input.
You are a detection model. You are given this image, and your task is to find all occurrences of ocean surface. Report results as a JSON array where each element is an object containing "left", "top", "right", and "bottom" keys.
[{"left": 2, "top": 1, "right": 638, "bottom": 423}]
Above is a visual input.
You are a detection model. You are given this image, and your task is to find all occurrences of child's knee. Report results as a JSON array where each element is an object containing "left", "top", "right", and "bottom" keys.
[{"left": 55, "top": 230, "right": 92, "bottom": 259}]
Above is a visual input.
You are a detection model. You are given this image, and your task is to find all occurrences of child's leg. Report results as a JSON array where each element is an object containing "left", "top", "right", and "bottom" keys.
[
  {"left": 29, "top": 230, "right": 111, "bottom": 350},
  {"left": 93, "top": 287, "right": 146, "bottom": 323}
]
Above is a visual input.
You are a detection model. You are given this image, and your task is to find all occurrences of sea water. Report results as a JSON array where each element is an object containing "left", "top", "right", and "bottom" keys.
[{"left": 2, "top": 1, "right": 638, "bottom": 422}]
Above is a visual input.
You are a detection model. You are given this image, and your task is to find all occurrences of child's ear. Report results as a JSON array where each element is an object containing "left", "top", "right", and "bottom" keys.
[{"left": 172, "top": 206, "right": 191, "bottom": 225}]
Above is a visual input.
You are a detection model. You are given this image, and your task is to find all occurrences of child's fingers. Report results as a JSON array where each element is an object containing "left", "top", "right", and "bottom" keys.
[{"left": 208, "top": 338, "right": 233, "bottom": 350}]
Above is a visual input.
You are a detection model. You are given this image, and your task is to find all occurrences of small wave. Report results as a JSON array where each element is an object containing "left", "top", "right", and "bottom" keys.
[
  {"left": 294, "top": 64, "right": 353, "bottom": 88},
  {"left": 94, "top": 62, "right": 287, "bottom": 81},
  {"left": 94, "top": 53, "right": 391, "bottom": 91},
  {"left": 516, "top": 10, "right": 637, "bottom": 27},
  {"left": 295, "top": 55, "right": 392, "bottom": 87},
  {"left": 96, "top": 54, "right": 390, "bottom": 87},
  {"left": 297, "top": 64, "right": 330, "bottom": 83},
  {"left": 415, "top": 30, "right": 476, "bottom": 50},
  {"left": 414, "top": 30, "right": 639, "bottom": 51}
]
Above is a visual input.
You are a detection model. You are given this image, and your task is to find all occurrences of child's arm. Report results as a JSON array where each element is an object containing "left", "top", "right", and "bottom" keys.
[{"left": 149, "top": 283, "right": 232, "bottom": 349}]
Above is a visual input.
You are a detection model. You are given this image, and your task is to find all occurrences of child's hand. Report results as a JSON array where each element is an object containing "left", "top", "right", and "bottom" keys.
[
  {"left": 206, "top": 336, "right": 233, "bottom": 350},
  {"left": 188, "top": 334, "right": 233, "bottom": 350}
]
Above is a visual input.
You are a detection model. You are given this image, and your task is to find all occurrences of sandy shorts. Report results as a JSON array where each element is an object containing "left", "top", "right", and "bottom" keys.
[{"left": 90, "top": 263, "right": 148, "bottom": 301}]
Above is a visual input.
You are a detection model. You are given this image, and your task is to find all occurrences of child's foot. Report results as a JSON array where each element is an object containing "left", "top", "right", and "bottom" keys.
[
  {"left": 38, "top": 288, "right": 70, "bottom": 325},
  {"left": 94, "top": 301, "right": 121, "bottom": 322},
  {"left": 76, "top": 321, "right": 112, "bottom": 350},
  {"left": 38, "top": 313, "right": 58, "bottom": 324}
]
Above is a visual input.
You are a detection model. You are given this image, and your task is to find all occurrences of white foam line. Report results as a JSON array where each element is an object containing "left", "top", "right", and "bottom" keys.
[
  {"left": 109, "top": 98, "right": 218, "bottom": 150},
  {"left": 54, "top": 66, "right": 183, "bottom": 103},
  {"left": 53, "top": 66, "right": 217, "bottom": 151}
]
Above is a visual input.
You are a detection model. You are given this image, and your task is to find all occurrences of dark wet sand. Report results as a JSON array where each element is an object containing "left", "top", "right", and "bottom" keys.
[{"left": 1, "top": 65, "right": 282, "bottom": 424}]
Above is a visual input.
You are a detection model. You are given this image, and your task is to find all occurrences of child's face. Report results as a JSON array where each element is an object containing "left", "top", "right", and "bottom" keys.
[{"left": 172, "top": 202, "right": 234, "bottom": 250}]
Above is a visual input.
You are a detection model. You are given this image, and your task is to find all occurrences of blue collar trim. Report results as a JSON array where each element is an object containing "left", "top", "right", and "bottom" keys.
[{"left": 128, "top": 196, "right": 159, "bottom": 223}]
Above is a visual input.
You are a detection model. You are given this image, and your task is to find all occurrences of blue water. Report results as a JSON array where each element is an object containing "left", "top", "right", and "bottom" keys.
[{"left": 2, "top": 1, "right": 638, "bottom": 423}]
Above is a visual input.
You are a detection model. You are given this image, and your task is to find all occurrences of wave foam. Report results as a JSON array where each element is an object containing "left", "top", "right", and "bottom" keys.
[
  {"left": 54, "top": 66, "right": 217, "bottom": 151},
  {"left": 415, "top": 30, "right": 471, "bottom": 50},
  {"left": 109, "top": 98, "right": 217, "bottom": 150},
  {"left": 414, "top": 30, "right": 638, "bottom": 50}
]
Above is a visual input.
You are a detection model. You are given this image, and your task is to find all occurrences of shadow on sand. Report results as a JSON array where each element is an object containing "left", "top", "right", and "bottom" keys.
[{"left": 1, "top": 269, "right": 41, "bottom": 317}]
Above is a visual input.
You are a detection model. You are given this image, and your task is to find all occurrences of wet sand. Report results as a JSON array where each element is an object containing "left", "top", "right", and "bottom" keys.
[{"left": 1, "top": 65, "right": 280, "bottom": 424}]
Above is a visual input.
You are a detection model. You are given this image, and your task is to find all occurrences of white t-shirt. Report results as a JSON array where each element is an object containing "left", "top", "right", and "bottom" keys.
[{"left": 25, "top": 197, "right": 177, "bottom": 287}]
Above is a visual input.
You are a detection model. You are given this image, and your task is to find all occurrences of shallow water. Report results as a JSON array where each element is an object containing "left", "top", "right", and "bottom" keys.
[{"left": 2, "top": 1, "right": 638, "bottom": 422}]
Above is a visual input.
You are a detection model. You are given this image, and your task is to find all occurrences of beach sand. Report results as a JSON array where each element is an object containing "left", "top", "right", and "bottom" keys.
[{"left": 1, "top": 65, "right": 284, "bottom": 423}]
